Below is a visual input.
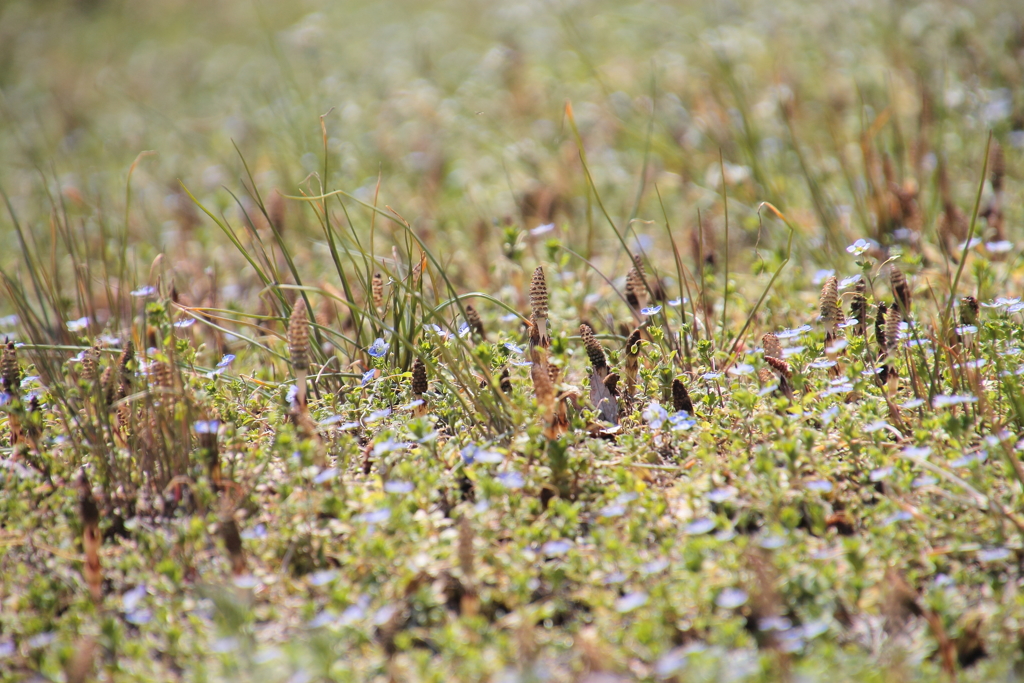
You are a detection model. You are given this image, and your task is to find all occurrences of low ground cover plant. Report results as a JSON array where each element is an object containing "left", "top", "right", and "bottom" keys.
[{"left": 1, "top": 0, "right": 1024, "bottom": 680}]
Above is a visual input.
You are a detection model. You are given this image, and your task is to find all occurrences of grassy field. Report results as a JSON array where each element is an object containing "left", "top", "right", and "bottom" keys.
[{"left": 2, "top": 0, "right": 1024, "bottom": 680}]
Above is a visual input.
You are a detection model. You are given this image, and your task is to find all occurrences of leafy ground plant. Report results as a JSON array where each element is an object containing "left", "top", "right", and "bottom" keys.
[{"left": 2, "top": 0, "right": 1024, "bottom": 681}]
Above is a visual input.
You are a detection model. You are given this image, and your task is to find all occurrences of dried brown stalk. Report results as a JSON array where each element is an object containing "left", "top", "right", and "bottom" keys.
[
  {"left": 78, "top": 471, "right": 103, "bottom": 603},
  {"left": 624, "top": 329, "right": 641, "bottom": 396},
  {"left": 219, "top": 515, "right": 247, "bottom": 576}
]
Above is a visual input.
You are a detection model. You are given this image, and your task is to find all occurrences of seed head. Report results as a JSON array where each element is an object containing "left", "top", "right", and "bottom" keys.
[
  {"left": 465, "top": 304, "right": 485, "bottom": 338},
  {"left": 547, "top": 361, "right": 560, "bottom": 385},
  {"left": 626, "top": 254, "right": 647, "bottom": 309},
  {"left": 874, "top": 302, "right": 889, "bottom": 354},
  {"left": 499, "top": 368, "right": 512, "bottom": 394},
  {"left": 288, "top": 299, "right": 310, "bottom": 372},
  {"left": 372, "top": 272, "right": 384, "bottom": 312},
  {"left": 150, "top": 359, "right": 173, "bottom": 390},
  {"left": 530, "top": 266, "right": 548, "bottom": 323},
  {"left": 672, "top": 378, "right": 693, "bottom": 415},
  {"left": 117, "top": 341, "right": 135, "bottom": 390},
  {"left": 819, "top": 276, "right": 841, "bottom": 332},
  {"left": 81, "top": 344, "right": 101, "bottom": 383},
  {"left": 579, "top": 323, "right": 607, "bottom": 373},
  {"left": 890, "top": 266, "right": 911, "bottom": 320},
  {"left": 761, "top": 333, "right": 783, "bottom": 361},
  {"left": 884, "top": 304, "right": 901, "bottom": 355},
  {"left": 2, "top": 339, "right": 21, "bottom": 394},
  {"left": 765, "top": 356, "right": 792, "bottom": 379},
  {"left": 850, "top": 279, "right": 867, "bottom": 337},
  {"left": 411, "top": 357, "right": 428, "bottom": 395}
]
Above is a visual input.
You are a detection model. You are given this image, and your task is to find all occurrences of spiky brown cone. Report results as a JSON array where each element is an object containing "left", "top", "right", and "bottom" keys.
[
  {"left": 764, "top": 356, "right": 795, "bottom": 401},
  {"left": 882, "top": 305, "right": 902, "bottom": 395},
  {"left": 761, "top": 333, "right": 783, "bottom": 360},
  {"left": 289, "top": 299, "right": 310, "bottom": 406},
  {"left": 288, "top": 300, "right": 310, "bottom": 372},
  {"left": 672, "top": 378, "right": 693, "bottom": 415},
  {"left": 1, "top": 339, "right": 20, "bottom": 395},
  {"left": 411, "top": 357, "right": 428, "bottom": 417},
  {"left": 874, "top": 302, "right": 889, "bottom": 361},
  {"left": 529, "top": 266, "right": 549, "bottom": 348},
  {"left": 625, "top": 254, "right": 647, "bottom": 312},
  {"left": 372, "top": 272, "right": 384, "bottom": 312},
  {"left": 465, "top": 304, "right": 485, "bottom": 339},
  {"left": 850, "top": 279, "right": 867, "bottom": 338},
  {"left": 819, "top": 276, "right": 841, "bottom": 335},
  {"left": 580, "top": 323, "right": 608, "bottom": 378},
  {"left": 890, "top": 266, "right": 911, "bottom": 320},
  {"left": 81, "top": 344, "right": 101, "bottom": 385},
  {"left": 411, "top": 357, "right": 428, "bottom": 395}
]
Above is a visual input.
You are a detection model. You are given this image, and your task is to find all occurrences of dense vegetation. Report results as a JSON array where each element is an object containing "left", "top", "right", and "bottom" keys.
[{"left": 1, "top": 0, "right": 1024, "bottom": 680}]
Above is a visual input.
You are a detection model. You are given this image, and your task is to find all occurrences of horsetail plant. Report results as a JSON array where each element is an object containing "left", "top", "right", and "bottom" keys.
[{"left": 289, "top": 298, "right": 311, "bottom": 407}]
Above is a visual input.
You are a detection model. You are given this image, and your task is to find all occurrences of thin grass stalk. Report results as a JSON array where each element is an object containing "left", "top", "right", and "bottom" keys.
[
  {"left": 724, "top": 203, "right": 796, "bottom": 365},
  {"left": 941, "top": 133, "right": 992, "bottom": 331}
]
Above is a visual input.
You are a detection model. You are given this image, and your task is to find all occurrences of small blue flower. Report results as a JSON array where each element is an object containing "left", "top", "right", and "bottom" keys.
[
  {"left": 504, "top": 342, "right": 524, "bottom": 355},
  {"left": 361, "top": 369, "right": 377, "bottom": 386},
  {"left": 846, "top": 238, "right": 872, "bottom": 255},
  {"left": 640, "top": 305, "right": 662, "bottom": 316},
  {"left": 615, "top": 592, "right": 648, "bottom": 613},
  {"left": 131, "top": 285, "right": 156, "bottom": 297},
  {"left": 66, "top": 317, "right": 89, "bottom": 332},
  {"left": 216, "top": 354, "right": 236, "bottom": 368},
  {"left": 496, "top": 471, "right": 524, "bottom": 489},
  {"left": 643, "top": 402, "right": 668, "bottom": 430},
  {"left": 194, "top": 420, "right": 220, "bottom": 434},
  {"left": 384, "top": 480, "right": 414, "bottom": 494},
  {"left": 812, "top": 269, "right": 834, "bottom": 285},
  {"left": 367, "top": 338, "right": 389, "bottom": 358},
  {"left": 716, "top": 588, "right": 748, "bottom": 608}
]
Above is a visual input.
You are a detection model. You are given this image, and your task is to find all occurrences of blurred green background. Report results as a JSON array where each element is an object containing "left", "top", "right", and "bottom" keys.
[{"left": 0, "top": 0, "right": 1020, "bottom": 310}]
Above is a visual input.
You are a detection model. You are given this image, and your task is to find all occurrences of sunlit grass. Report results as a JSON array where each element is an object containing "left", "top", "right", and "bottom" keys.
[{"left": 1, "top": 0, "right": 1023, "bottom": 680}]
